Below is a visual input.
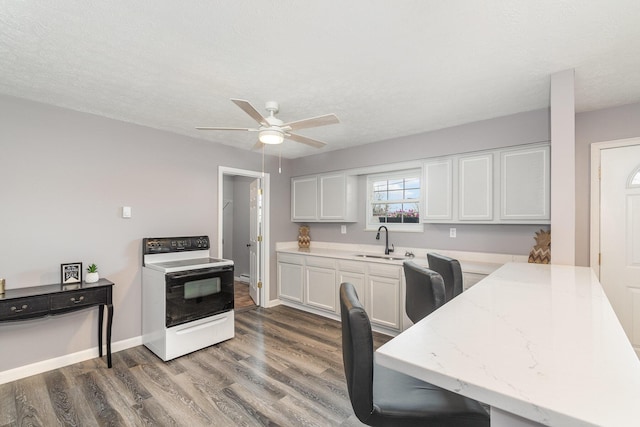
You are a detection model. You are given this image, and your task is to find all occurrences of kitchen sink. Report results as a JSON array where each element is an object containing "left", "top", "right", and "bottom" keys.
[{"left": 354, "top": 254, "right": 406, "bottom": 261}]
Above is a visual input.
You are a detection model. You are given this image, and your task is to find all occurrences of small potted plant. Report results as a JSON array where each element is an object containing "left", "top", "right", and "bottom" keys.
[{"left": 85, "top": 263, "right": 99, "bottom": 283}]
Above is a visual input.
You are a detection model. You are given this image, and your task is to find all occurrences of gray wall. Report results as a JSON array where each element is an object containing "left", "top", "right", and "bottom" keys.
[
  {"left": 292, "top": 109, "right": 551, "bottom": 175},
  {"left": 291, "top": 109, "right": 551, "bottom": 256},
  {"left": 0, "top": 94, "right": 295, "bottom": 372}
]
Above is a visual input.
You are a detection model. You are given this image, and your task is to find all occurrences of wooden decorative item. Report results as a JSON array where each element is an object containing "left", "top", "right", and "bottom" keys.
[
  {"left": 528, "top": 229, "right": 551, "bottom": 264},
  {"left": 298, "top": 225, "right": 311, "bottom": 250}
]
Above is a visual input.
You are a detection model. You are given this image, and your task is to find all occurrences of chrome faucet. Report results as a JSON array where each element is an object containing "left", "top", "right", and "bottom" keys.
[{"left": 376, "top": 225, "right": 394, "bottom": 255}]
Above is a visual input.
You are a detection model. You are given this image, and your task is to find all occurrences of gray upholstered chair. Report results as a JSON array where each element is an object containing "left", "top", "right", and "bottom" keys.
[
  {"left": 403, "top": 260, "right": 446, "bottom": 324},
  {"left": 427, "top": 252, "right": 464, "bottom": 302},
  {"left": 339, "top": 282, "right": 490, "bottom": 426}
]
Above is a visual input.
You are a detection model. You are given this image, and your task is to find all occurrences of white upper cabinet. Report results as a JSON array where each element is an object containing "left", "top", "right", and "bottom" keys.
[
  {"left": 459, "top": 153, "right": 493, "bottom": 221},
  {"left": 291, "top": 173, "right": 357, "bottom": 222},
  {"left": 291, "top": 176, "right": 317, "bottom": 221},
  {"left": 500, "top": 145, "right": 550, "bottom": 221},
  {"left": 423, "top": 159, "right": 452, "bottom": 220},
  {"left": 319, "top": 173, "right": 348, "bottom": 220},
  {"left": 422, "top": 143, "right": 550, "bottom": 224}
]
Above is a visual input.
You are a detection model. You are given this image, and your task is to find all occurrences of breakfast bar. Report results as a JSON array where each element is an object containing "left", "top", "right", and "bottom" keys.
[{"left": 376, "top": 263, "right": 640, "bottom": 426}]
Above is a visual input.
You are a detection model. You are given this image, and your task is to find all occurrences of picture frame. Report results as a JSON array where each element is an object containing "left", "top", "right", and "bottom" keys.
[{"left": 61, "top": 262, "right": 82, "bottom": 284}]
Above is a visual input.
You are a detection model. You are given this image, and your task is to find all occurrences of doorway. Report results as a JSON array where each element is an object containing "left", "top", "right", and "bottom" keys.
[
  {"left": 591, "top": 137, "right": 640, "bottom": 358},
  {"left": 218, "top": 166, "right": 270, "bottom": 310}
]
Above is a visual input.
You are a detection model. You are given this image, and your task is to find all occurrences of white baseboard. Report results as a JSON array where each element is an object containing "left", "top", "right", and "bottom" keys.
[
  {"left": 263, "top": 298, "right": 282, "bottom": 308},
  {"left": 0, "top": 335, "right": 142, "bottom": 385}
]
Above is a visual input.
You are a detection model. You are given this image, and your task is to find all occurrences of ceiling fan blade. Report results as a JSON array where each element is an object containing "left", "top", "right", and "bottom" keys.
[
  {"left": 196, "top": 126, "right": 256, "bottom": 131},
  {"left": 287, "top": 133, "right": 327, "bottom": 148},
  {"left": 252, "top": 141, "right": 265, "bottom": 150},
  {"left": 282, "top": 113, "right": 339, "bottom": 131},
  {"left": 231, "top": 99, "right": 269, "bottom": 126}
]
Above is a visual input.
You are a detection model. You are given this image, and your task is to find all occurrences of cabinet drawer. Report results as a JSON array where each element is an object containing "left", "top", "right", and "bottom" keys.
[
  {"left": 338, "top": 260, "right": 366, "bottom": 274},
  {"left": 0, "top": 296, "right": 50, "bottom": 319},
  {"left": 51, "top": 288, "right": 106, "bottom": 311},
  {"left": 306, "top": 256, "right": 335, "bottom": 269},
  {"left": 278, "top": 253, "right": 305, "bottom": 265},
  {"left": 368, "top": 263, "right": 401, "bottom": 279}
]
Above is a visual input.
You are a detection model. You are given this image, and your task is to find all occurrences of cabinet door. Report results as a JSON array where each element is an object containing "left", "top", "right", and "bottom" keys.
[
  {"left": 278, "top": 262, "right": 304, "bottom": 303},
  {"left": 367, "top": 275, "right": 400, "bottom": 329},
  {"left": 459, "top": 154, "right": 493, "bottom": 220},
  {"left": 305, "top": 266, "right": 337, "bottom": 313},
  {"left": 500, "top": 145, "right": 550, "bottom": 221},
  {"left": 319, "top": 174, "right": 346, "bottom": 220},
  {"left": 423, "top": 158, "right": 452, "bottom": 220},
  {"left": 339, "top": 270, "right": 367, "bottom": 309},
  {"left": 291, "top": 176, "right": 318, "bottom": 221}
]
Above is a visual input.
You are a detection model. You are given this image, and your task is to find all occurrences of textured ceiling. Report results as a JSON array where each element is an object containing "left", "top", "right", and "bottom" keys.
[{"left": 2, "top": 1, "right": 640, "bottom": 158}]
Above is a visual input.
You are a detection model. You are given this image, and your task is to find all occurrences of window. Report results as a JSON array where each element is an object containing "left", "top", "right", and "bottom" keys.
[
  {"left": 367, "top": 169, "right": 423, "bottom": 231},
  {"left": 630, "top": 167, "right": 640, "bottom": 187}
]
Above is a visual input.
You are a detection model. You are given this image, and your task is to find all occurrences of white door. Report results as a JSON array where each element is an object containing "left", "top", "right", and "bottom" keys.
[
  {"left": 600, "top": 144, "right": 640, "bottom": 356},
  {"left": 249, "top": 179, "right": 262, "bottom": 306}
]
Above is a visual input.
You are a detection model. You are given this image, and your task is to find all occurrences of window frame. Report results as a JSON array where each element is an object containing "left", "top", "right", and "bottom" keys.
[
  {"left": 629, "top": 166, "right": 640, "bottom": 187},
  {"left": 365, "top": 168, "right": 424, "bottom": 232}
]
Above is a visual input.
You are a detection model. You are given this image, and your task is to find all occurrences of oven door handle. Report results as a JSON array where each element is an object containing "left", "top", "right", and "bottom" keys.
[{"left": 167, "top": 267, "right": 231, "bottom": 281}]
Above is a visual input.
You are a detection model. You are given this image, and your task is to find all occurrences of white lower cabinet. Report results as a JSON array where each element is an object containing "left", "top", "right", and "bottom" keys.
[
  {"left": 338, "top": 260, "right": 367, "bottom": 313},
  {"left": 367, "top": 263, "right": 401, "bottom": 330},
  {"left": 304, "top": 257, "right": 337, "bottom": 313},
  {"left": 339, "top": 260, "right": 402, "bottom": 331},
  {"left": 277, "top": 254, "right": 304, "bottom": 303},
  {"left": 367, "top": 276, "right": 400, "bottom": 329},
  {"left": 278, "top": 253, "right": 403, "bottom": 334}
]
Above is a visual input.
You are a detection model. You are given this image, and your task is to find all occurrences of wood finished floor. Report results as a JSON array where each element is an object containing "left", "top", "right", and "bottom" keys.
[
  {"left": 234, "top": 281, "right": 257, "bottom": 312},
  {"left": 0, "top": 305, "right": 391, "bottom": 426}
]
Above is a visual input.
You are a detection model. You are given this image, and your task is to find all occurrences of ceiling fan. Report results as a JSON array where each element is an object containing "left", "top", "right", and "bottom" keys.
[{"left": 197, "top": 99, "right": 339, "bottom": 149}]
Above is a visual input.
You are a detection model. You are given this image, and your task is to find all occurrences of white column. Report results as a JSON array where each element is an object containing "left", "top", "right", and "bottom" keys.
[{"left": 550, "top": 69, "right": 576, "bottom": 265}]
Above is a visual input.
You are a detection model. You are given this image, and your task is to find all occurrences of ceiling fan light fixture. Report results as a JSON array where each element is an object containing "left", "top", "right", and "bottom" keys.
[{"left": 259, "top": 129, "right": 284, "bottom": 145}]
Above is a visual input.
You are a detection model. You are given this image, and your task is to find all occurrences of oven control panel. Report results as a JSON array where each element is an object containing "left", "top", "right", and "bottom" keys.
[{"left": 143, "top": 236, "right": 210, "bottom": 254}]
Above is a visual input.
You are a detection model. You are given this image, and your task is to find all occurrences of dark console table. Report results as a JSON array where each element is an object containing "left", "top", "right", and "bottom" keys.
[{"left": 0, "top": 278, "right": 114, "bottom": 368}]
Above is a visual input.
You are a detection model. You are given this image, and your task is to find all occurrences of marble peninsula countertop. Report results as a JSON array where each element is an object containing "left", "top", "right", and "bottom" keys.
[
  {"left": 276, "top": 241, "right": 527, "bottom": 275},
  {"left": 376, "top": 262, "right": 640, "bottom": 426}
]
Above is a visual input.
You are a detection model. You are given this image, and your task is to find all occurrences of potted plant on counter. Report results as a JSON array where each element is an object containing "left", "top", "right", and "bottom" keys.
[{"left": 85, "top": 263, "right": 99, "bottom": 283}]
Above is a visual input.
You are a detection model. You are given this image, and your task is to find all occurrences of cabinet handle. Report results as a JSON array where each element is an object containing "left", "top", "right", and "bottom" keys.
[
  {"left": 70, "top": 296, "right": 85, "bottom": 304},
  {"left": 11, "top": 304, "right": 28, "bottom": 312}
]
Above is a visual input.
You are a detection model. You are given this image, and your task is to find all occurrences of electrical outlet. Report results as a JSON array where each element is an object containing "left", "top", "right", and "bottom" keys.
[
  {"left": 449, "top": 228, "right": 456, "bottom": 238},
  {"left": 341, "top": 225, "right": 347, "bottom": 234}
]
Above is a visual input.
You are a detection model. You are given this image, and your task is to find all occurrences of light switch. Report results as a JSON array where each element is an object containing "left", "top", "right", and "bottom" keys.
[
  {"left": 341, "top": 225, "right": 347, "bottom": 234},
  {"left": 122, "top": 206, "right": 132, "bottom": 218}
]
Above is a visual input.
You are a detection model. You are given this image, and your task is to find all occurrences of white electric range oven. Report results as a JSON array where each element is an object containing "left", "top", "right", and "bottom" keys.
[{"left": 142, "top": 236, "right": 234, "bottom": 361}]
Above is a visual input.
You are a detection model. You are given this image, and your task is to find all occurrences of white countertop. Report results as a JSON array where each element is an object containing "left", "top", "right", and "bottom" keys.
[
  {"left": 276, "top": 241, "right": 524, "bottom": 275},
  {"left": 375, "top": 262, "right": 640, "bottom": 426}
]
